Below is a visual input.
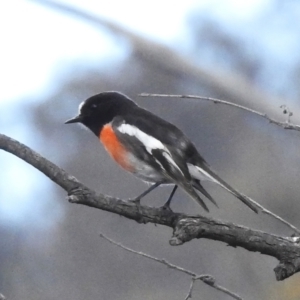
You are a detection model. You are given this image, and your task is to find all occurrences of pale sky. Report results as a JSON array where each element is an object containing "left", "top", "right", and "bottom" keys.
[{"left": 0, "top": 0, "right": 267, "bottom": 103}]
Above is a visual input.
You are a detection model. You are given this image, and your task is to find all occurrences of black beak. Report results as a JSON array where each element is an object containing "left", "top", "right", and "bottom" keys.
[{"left": 64, "top": 115, "right": 83, "bottom": 124}]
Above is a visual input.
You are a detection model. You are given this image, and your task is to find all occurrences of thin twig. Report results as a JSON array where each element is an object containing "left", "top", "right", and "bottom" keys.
[
  {"left": 0, "top": 293, "right": 5, "bottom": 300},
  {"left": 246, "top": 196, "right": 300, "bottom": 234},
  {"left": 100, "top": 234, "right": 195, "bottom": 276},
  {"left": 184, "top": 278, "right": 195, "bottom": 300},
  {"left": 99, "top": 233, "right": 243, "bottom": 300},
  {"left": 139, "top": 93, "right": 300, "bottom": 132},
  {"left": 139, "top": 93, "right": 300, "bottom": 234}
]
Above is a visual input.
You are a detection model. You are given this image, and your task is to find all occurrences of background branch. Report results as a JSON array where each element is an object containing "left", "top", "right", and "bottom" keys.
[
  {"left": 139, "top": 93, "right": 300, "bottom": 234},
  {"left": 139, "top": 93, "right": 300, "bottom": 132},
  {"left": 1, "top": 133, "right": 300, "bottom": 281},
  {"left": 29, "top": 0, "right": 294, "bottom": 120}
]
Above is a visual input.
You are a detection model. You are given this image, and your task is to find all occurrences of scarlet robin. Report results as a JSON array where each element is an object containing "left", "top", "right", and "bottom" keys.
[{"left": 65, "top": 91, "right": 258, "bottom": 213}]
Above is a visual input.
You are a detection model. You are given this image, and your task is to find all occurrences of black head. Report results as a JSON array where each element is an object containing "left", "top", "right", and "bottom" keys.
[{"left": 65, "top": 91, "right": 137, "bottom": 136}]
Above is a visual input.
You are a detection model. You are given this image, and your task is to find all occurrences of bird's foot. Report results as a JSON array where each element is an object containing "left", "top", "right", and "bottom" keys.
[
  {"left": 160, "top": 203, "right": 173, "bottom": 212},
  {"left": 126, "top": 197, "right": 141, "bottom": 205}
]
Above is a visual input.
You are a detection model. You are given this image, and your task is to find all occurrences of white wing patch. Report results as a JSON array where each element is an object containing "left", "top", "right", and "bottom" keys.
[
  {"left": 118, "top": 123, "right": 184, "bottom": 176},
  {"left": 118, "top": 123, "right": 165, "bottom": 153}
]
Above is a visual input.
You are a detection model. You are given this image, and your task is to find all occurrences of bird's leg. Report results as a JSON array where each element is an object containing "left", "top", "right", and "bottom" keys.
[
  {"left": 161, "top": 185, "right": 178, "bottom": 211},
  {"left": 128, "top": 182, "right": 162, "bottom": 204}
]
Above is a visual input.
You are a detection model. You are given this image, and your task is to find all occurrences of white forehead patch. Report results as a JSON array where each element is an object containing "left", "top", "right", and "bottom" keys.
[{"left": 78, "top": 101, "right": 85, "bottom": 114}]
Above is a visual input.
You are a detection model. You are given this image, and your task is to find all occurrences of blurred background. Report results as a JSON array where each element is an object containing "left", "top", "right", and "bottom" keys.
[{"left": 1, "top": 0, "right": 300, "bottom": 299}]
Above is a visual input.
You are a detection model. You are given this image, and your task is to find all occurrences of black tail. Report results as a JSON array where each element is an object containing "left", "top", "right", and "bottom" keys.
[
  {"left": 192, "top": 180, "right": 219, "bottom": 208},
  {"left": 191, "top": 162, "right": 259, "bottom": 213},
  {"left": 179, "top": 181, "right": 209, "bottom": 212},
  {"left": 204, "top": 166, "right": 258, "bottom": 213}
]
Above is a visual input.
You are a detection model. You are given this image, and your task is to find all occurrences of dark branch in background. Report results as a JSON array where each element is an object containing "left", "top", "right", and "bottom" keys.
[
  {"left": 100, "top": 233, "right": 243, "bottom": 300},
  {"left": 140, "top": 93, "right": 300, "bottom": 132},
  {"left": 29, "top": 0, "right": 294, "bottom": 118},
  {"left": 26, "top": 0, "right": 300, "bottom": 230},
  {"left": 1, "top": 133, "right": 300, "bottom": 283}
]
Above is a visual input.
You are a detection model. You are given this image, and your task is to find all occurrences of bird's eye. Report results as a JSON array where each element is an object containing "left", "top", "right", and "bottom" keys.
[{"left": 91, "top": 104, "right": 97, "bottom": 109}]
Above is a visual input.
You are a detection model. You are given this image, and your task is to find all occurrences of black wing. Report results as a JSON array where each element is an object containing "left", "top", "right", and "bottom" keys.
[
  {"left": 123, "top": 107, "right": 208, "bottom": 163},
  {"left": 112, "top": 115, "right": 210, "bottom": 211}
]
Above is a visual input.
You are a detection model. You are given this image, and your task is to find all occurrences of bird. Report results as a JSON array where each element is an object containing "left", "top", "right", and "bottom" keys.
[{"left": 65, "top": 91, "right": 258, "bottom": 213}]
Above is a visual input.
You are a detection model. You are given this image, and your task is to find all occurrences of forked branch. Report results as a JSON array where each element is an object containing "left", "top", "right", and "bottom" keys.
[{"left": 100, "top": 233, "right": 243, "bottom": 300}]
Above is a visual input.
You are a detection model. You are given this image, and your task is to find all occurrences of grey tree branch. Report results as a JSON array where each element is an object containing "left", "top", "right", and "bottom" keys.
[
  {"left": 1, "top": 133, "right": 300, "bottom": 282},
  {"left": 100, "top": 233, "right": 242, "bottom": 300}
]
